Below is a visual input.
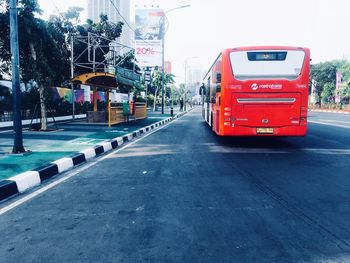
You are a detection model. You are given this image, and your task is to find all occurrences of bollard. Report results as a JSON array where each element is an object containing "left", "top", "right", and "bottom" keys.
[{"left": 170, "top": 107, "right": 174, "bottom": 117}]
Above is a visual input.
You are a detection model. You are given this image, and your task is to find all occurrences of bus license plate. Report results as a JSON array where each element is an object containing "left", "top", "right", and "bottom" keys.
[{"left": 256, "top": 128, "right": 274, "bottom": 134}]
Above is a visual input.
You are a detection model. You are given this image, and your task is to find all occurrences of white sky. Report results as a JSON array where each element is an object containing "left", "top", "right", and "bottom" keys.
[{"left": 38, "top": 0, "right": 350, "bottom": 83}]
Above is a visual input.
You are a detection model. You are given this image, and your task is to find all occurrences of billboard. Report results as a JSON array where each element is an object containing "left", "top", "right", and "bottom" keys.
[{"left": 135, "top": 8, "right": 164, "bottom": 67}]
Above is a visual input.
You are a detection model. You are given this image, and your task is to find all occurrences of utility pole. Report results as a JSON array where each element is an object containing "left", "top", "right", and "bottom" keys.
[
  {"left": 161, "top": 16, "right": 165, "bottom": 114},
  {"left": 184, "top": 60, "right": 187, "bottom": 111},
  {"left": 10, "top": 0, "right": 25, "bottom": 153},
  {"left": 70, "top": 35, "right": 75, "bottom": 120},
  {"left": 160, "top": 5, "right": 191, "bottom": 115}
]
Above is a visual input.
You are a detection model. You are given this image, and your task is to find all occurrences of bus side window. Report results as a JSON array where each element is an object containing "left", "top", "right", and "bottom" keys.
[
  {"left": 206, "top": 77, "right": 211, "bottom": 103},
  {"left": 209, "top": 77, "right": 217, "bottom": 103},
  {"left": 216, "top": 73, "right": 221, "bottom": 83}
]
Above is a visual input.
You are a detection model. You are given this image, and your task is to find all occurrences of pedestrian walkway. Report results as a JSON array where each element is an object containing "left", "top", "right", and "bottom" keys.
[{"left": 0, "top": 108, "right": 180, "bottom": 180}]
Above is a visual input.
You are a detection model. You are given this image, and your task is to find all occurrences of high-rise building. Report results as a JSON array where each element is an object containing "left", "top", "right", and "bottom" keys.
[
  {"left": 87, "top": 0, "right": 132, "bottom": 49},
  {"left": 188, "top": 69, "right": 205, "bottom": 95}
]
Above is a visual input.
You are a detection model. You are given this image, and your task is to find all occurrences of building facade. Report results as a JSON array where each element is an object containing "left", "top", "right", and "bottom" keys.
[{"left": 87, "top": 0, "right": 132, "bottom": 48}]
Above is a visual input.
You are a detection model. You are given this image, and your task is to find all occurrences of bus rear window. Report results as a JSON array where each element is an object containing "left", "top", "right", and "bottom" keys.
[
  {"left": 247, "top": 51, "right": 287, "bottom": 61},
  {"left": 230, "top": 50, "right": 305, "bottom": 80}
]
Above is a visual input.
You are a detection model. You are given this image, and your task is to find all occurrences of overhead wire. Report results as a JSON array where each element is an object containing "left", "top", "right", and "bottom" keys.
[
  {"left": 49, "top": 0, "right": 66, "bottom": 21},
  {"left": 108, "top": 0, "right": 135, "bottom": 33}
]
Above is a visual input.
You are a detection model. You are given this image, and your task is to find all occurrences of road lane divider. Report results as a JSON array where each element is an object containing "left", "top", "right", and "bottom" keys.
[
  {"left": 0, "top": 109, "right": 193, "bottom": 203},
  {"left": 52, "top": 158, "right": 74, "bottom": 173},
  {"left": 71, "top": 153, "right": 87, "bottom": 166},
  {"left": 0, "top": 180, "right": 18, "bottom": 201},
  {"left": 80, "top": 148, "right": 96, "bottom": 160},
  {"left": 98, "top": 141, "right": 113, "bottom": 152},
  {"left": 10, "top": 171, "right": 41, "bottom": 193},
  {"left": 35, "top": 164, "right": 59, "bottom": 181}
]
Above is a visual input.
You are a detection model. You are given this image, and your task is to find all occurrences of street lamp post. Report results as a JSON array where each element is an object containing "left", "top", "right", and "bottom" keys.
[
  {"left": 9, "top": 0, "right": 25, "bottom": 153},
  {"left": 161, "top": 4, "right": 190, "bottom": 114}
]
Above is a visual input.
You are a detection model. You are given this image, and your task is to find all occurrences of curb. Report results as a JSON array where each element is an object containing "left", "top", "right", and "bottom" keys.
[
  {"left": 0, "top": 110, "right": 191, "bottom": 203},
  {"left": 308, "top": 109, "right": 350, "bottom": 114}
]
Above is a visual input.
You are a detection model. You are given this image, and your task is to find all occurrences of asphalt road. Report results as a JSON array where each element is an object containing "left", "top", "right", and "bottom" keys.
[{"left": 1, "top": 107, "right": 350, "bottom": 262}]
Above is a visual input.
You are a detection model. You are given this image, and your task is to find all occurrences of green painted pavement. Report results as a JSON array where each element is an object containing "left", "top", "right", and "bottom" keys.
[
  {"left": 0, "top": 151, "right": 74, "bottom": 180},
  {"left": 0, "top": 115, "right": 171, "bottom": 180}
]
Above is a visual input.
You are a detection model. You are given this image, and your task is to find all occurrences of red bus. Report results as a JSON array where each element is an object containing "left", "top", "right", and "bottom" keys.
[{"left": 201, "top": 46, "right": 310, "bottom": 136}]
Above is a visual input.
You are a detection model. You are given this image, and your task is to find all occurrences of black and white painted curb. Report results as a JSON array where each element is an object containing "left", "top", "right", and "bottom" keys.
[
  {"left": 0, "top": 110, "right": 191, "bottom": 203},
  {"left": 308, "top": 109, "right": 350, "bottom": 114}
]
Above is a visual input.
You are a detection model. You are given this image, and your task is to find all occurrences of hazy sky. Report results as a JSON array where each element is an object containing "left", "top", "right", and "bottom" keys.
[{"left": 38, "top": 0, "right": 350, "bottom": 83}]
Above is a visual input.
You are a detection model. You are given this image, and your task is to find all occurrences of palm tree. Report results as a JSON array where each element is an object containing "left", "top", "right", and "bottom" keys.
[{"left": 151, "top": 71, "right": 175, "bottom": 111}]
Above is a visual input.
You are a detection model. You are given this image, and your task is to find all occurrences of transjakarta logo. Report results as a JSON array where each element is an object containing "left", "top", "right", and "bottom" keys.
[
  {"left": 251, "top": 83, "right": 283, "bottom": 90},
  {"left": 251, "top": 83, "right": 259, "bottom": 90}
]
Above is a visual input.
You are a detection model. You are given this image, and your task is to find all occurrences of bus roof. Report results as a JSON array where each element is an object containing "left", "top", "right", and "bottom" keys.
[{"left": 225, "top": 46, "right": 309, "bottom": 52}]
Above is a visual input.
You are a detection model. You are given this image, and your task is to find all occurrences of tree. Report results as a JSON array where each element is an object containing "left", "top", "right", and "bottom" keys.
[
  {"left": 310, "top": 60, "right": 350, "bottom": 106},
  {"left": 19, "top": 1, "right": 70, "bottom": 130},
  {"left": 0, "top": 0, "right": 11, "bottom": 75},
  {"left": 50, "top": 9, "right": 141, "bottom": 93},
  {"left": 310, "top": 61, "right": 338, "bottom": 106},
  {"left": 321, "top": 83, "right": 335, "bottom": 103},
  {"left": 1, "top": 2, "right": 140, "bottom": 130},
  {"left": 338, "top": 61, "right": 350, "bottom": 104},
  {"left": 67, "top": 13, "right": 124, "bottom": 75},
  {"left": 0, "top": 0, "right": 70, "bottom": 130},
  {"left": 150, "top": 71, "right": 175, "bottom": 111}
]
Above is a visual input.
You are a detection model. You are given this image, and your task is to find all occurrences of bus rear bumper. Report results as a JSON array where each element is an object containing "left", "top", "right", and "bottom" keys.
[{"left": 222, "top": 125, "right": 307, "bottom": 137}]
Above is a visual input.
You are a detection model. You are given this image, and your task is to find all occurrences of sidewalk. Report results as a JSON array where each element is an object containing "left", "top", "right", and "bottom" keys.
[{"left": 0, "top": 108, "right": 181, "bottom": 180}]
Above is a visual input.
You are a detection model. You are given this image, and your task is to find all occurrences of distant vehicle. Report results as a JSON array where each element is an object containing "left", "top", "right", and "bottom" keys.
[{"left": 201, "top": 46, "right": 310, "bottom": 136}]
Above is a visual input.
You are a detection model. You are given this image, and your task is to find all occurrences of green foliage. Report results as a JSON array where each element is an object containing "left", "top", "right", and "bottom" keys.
[
  {"left": 64, "top": 13, "right": 125, "bottom": 75},
  {"left": 0, "top": 3, "right": 11, "bottom": 74},
  {"left": 310, "top": 60, "right": 350, "bottom": 104},
  {"left": 0, "top": 0, "right": 70, "bottom": 86},
  {"left": 1, "top": 2, "right": 138, "bottom": 82},
  {"left": 150, "top": 71, "right": 175, "bottom": 96},
  {"left": 1, "top": 2, "right": 140, "bottom": 95},
  {"left": 321, "top": 83, "right": 335, "bottom": 103}
]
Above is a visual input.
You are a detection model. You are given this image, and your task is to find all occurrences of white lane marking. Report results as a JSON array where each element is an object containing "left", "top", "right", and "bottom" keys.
[
  {"left": 208, "top": 147, "right": 350, "bottom": 155},
  {"left": 0, "top": 118, "right": 179, "bottom": 215},
  {"left": 0, "top": 128, "right": 29, "bottom": 134},
  {"left": 303, "top": 148, "right": 350, "bottom": 154},
  {"left": 0, "top": 130, "right": 12, "bottom": 134},
  {"left": 317, "top": 119, "right": 350, "bottom": 125},
  {"left": 308, "top": 120, "right": 350, "bottom": 130}
]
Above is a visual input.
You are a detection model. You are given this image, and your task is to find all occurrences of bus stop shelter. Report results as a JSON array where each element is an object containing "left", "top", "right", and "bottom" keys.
[{"left": 71, "top": 71, "right": 146, "bottom": 126}]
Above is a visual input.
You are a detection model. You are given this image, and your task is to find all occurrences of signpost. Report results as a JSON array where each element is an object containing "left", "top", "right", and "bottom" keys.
[
  {"left": 144, "top": 67, "right": 152, "bottom": 85},
  {"left": 115, "top": 66, "right": 141, "bottom": 88}
]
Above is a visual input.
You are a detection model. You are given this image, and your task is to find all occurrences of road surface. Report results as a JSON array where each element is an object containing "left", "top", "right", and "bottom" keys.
[{"left": 1, "top": 107, "right": 350, "bottom": 262}]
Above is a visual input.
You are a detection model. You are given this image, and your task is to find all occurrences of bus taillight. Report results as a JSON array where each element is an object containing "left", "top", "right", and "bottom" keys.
[
  {"left": 300, "top": 107, "right": 308, "bottom": 125},
  {"left": 300, "top": 117, "right": 307, "bottom": 126}
]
